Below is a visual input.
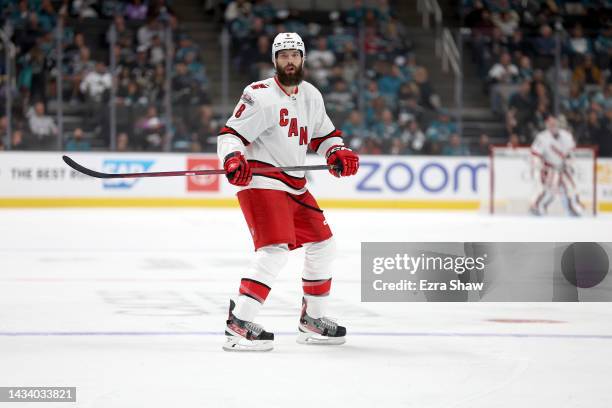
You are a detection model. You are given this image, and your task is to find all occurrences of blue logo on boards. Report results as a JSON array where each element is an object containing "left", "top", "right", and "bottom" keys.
[
  {"left": 356, "top": 160, "right": 488, "bottom": 194},
  {"left": 102, "top": 159, "right": 154, "bottom": 189}
]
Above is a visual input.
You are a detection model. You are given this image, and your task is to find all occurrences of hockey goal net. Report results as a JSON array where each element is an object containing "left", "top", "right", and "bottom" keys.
[{"left": 489, "top": 145, "right": 597, "bottom": 216}]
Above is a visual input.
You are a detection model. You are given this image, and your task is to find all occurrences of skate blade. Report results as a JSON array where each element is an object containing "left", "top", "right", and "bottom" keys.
[
  {"left": 222, "top": 336, "right": 273, "bottom": 352},
  {"left": 296, "top": 330, "right": 346, "bottom": 345}
]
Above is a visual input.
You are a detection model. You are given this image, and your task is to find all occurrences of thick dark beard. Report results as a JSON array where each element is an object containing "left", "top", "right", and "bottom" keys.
[{"left": 276, "top": 64, "right": 304, "bottom": 86}]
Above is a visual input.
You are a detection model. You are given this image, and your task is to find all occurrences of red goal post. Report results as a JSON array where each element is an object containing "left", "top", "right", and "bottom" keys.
[{"left": 489, "top": 144, "right": 598, "bottom": 216}]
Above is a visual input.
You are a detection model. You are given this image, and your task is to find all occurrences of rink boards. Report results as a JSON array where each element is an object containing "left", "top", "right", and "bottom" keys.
[{"left": 1, "top": 152, "right": 612, "bottom": 212}]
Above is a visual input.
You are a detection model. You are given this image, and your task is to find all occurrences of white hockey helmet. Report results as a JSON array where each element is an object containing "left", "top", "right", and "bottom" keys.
[{"left": 271, "top": 32, "right": 305, "bottom": 65}]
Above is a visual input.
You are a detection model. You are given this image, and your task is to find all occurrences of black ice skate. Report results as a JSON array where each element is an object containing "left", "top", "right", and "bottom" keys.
[
  {"left": 223, "top": 300, "right": 274, "bottom": 352},
  {"left": 297, "top": 297, "right": 346, "bottom": 345}
]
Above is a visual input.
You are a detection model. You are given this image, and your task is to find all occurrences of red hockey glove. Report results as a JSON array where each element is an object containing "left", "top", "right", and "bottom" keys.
[
  {"left": 223, "top": 152, "right": 252, "bottom": 186},
  {"left": 326, "top": 145, "right": 359, "bottom": 177}
]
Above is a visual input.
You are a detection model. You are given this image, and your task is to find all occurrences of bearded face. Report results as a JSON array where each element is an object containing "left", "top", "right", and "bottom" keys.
[{"left": 275, "top": 50, "right": 304, "bottom": 86}]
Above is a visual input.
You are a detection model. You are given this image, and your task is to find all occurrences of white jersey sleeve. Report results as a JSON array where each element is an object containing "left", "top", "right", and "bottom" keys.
[
  {"left": 531, "top": 132, "right": 545, "bottom": 158},
  {"left": 308, "top": 89, "right": 343, "bottom": 157},
  {"left": 217, "top": 87, "right": 273, "bottom": 161}
]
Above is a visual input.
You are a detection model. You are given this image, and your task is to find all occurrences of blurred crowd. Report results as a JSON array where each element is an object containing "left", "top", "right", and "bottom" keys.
[
  {"left": 0, "top": 0, "right": 212, "bottom": 152},
  {"left": 463, "top": 0, "right": 612, "bottom": 156},
  {"left": 0, "top": 0, "right": 610, "bottom": 157},
  {"left": 223, "top": 0, "right": 481, "bottom": 156}
]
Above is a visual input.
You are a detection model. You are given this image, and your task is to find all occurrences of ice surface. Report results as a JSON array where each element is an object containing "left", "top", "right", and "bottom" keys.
[{"left": 1, "top": 209, "right": 611, "bottom": 407}]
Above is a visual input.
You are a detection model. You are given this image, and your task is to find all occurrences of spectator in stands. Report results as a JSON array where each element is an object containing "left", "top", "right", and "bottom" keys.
[
  {"left": 377, "top": 63, "right": 405, "bottom": 106},
  {"left": 579, "top": 110, "right": 604, "bottom": 145},
  {"left": 532, "top": 100, "right": 552, "bottom": 132},
  {"left": 118, "top": 80, "right": 148, "bottom": 107},
  {"left": 565, "top": 24, "right": 592, "bottom": 64},
  {"left": 572, "top": 54, "right": 603, "bottom": 85},
  {"left": 307, "top": 37, "right": 336, "bottom": 88},
  {"left": 398, "top": 116, "right": 425, "bottom": 154},
  {"left": 69, "top": 46, "right": 95, "bottom": 103},
  {"left": 116, "top": 131, "right": 132, "bottom": 151},
  {"left": 507, "top": 30, "right": 532, "bottom": 60},
  {"left": 413, "top": 66, "right": 438, "bottom": 110},
  {"left": 508, "top": 80, "right": 534, "bottom": 138},
  {"left": 400, "top": 53, "right": 418, "bottom": 81},
  {"left": 401, "top": 96, "right": 426, "bottom": 125},
  {"left": 507, "top": 132, "right": 520, "bottom": 148},
  {"left": 546, "top": 54, "right": 572, "bottom": 98},
  {"left": 359, "top": 137, "right": 383, "bottom": 155},
  {"left": 517, "top": 55, "right": 534, "bottom": 81},
  {"left": 190, "top": 105, "right": 217, "bottom": 152},
  {"left": 488, "top": 52, "right": 519, "bottom": 84},
  {"left": 533, "top": 24, "right": 556, "bottom": 68},
  {"left": 27, "top": 102, "right": 58, "bottom": 149},
  {"left": 397, "top": 81, "right": 418, "bottom": 107},
  {"left": 145, "top": 64, "right": 166, "bottom": 104},
  {"left": 148, "top": 35, "right": 165, "bottom": 65},
  {"left": 131, "top": 48, "right": 155, "bottom": 89},
  {"left": 442, "top": 133, "right": 470, "bottom": 156},
  {"left": 465, "top": 2, "right": 495, "bottom": 36},
  {"left": 247, "top": 35, "right": 273, "bottom": 81},
  {"left": 175, "top": 35, "right": 200, "bottom": 63},
  {"left": 106, "top": 14, "right": 132, "bottom": 46},
  {"left": 70, "top": 0, "right": 99, "bottom": 18},
  {"left": 10, "top": 0, "right": 32, "bottom": 30},
  {"left": 326, "top": 79, "right": 354, "bottom": 118},
  {"left": 135, "top": 105, "right": 165, "bottom": 151},
  {"left": 426, "top": 110, "right": 457, "bottom": 143},
  {"left": 137, "top": 18, "right": 163, "bottom": 49},
  {"left": 563, "top": 82, "right": 589, "bottom": 116},
  {"left": 125, "top": 0, "right": 148, "bottom": 21},
  {"left": 492, "top": 9, "right": 520, "bottom": 36},
  {"left": 341, "top": 110, "right": 368, "bottom": 151},
  {"left": 184, "top": 51, "right": 207, "bottom": 85},
  {"left": 172, "top": 62, "right": 193, "bottom": 106},
  {"left": 389, "top": 137, "right": 409, "bottom": 155},
  {"left": 532, "top": 80, "right": 552, "bottom": 112},
  {"left": 471, "top": 133, "right": 491, "bottom": 155},
  {"left": 345, "top": 0, "right": 367, "bottom": 26},
  {"left": 11, "top": 129, "right": 27, "bottom": 150},
  {"left": 18, "top": 45, "right": 49, "bottom": 106},
  {"left": 594, "top": 24, "right": 612, "bottom": 68},
  {"left": 65, "top": 127, "right": 91, "bottom": 151},
  {"left": 80, "top": 62, "right": 112, "bottom": 103},
  {"left": 38, "top": 0, "right": 57, "bottom": 32},
  {"left": 225, "top": 0, "right": 252, "bottom": 22},
  {"left": 592, "top": 83, "right": 612, "bottom": 111},
  {"left": 372, "top": 109, "right": 400, "bottom": 148}
]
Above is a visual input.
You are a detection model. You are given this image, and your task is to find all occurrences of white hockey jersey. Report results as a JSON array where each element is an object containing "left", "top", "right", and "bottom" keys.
[
  {"left": 217, "top": 76, "right": 343, "bottom": 194},
  {"left": 531, "top": 128, "right": 576, "bottom": 169}
]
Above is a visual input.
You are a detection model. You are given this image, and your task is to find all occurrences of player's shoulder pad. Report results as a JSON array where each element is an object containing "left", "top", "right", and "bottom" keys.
[
  {"left": 241, "top": 79, "right": 275, "bottom": 107},
  {"left": 300, "top": 80, "right": 324, "bottom": 99}
]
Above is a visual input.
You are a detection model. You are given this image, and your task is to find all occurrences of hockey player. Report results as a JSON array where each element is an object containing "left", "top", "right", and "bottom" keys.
[
  {"left": 217, "top": 32, "right": 360, "bottom": 351},
  {"left": 530, "top": 114, "right": 584, "bottom": 216}
]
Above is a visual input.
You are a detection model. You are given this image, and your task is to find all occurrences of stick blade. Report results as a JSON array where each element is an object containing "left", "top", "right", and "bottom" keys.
[{"left": 62, "top": 155, "right": 111, "bottom": 178}]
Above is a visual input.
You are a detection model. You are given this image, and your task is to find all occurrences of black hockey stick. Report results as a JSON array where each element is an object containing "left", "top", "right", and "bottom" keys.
[{"left": 62, "top": 155, "right": 334, "bottom": 179}]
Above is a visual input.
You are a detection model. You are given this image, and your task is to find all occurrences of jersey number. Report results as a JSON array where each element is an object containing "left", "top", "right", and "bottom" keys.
[{"left": 235, "top": 103, "right": 246, "bottom": 118}]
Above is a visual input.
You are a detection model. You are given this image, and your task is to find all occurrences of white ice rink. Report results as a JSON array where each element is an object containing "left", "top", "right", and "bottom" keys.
[{"left": 1, "top": 208, "right": 612, "bottom": 408}]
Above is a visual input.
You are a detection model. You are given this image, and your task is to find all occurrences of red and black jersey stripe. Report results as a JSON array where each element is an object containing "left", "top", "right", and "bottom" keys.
[
  {"left": 239, "top": 278, "right": 271, "bottom": 303},
  {"left": 302, "top": 278, "right": 332, "bottom": 296},
  {"left": 309, "top": 129, "right": 342, "bottom": 153},
  {"left": 248, "top": 159, "right": 307, "bottom": 190},
  {"left": 218, "top": 126, "right": 250, "bottom": 146}
]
